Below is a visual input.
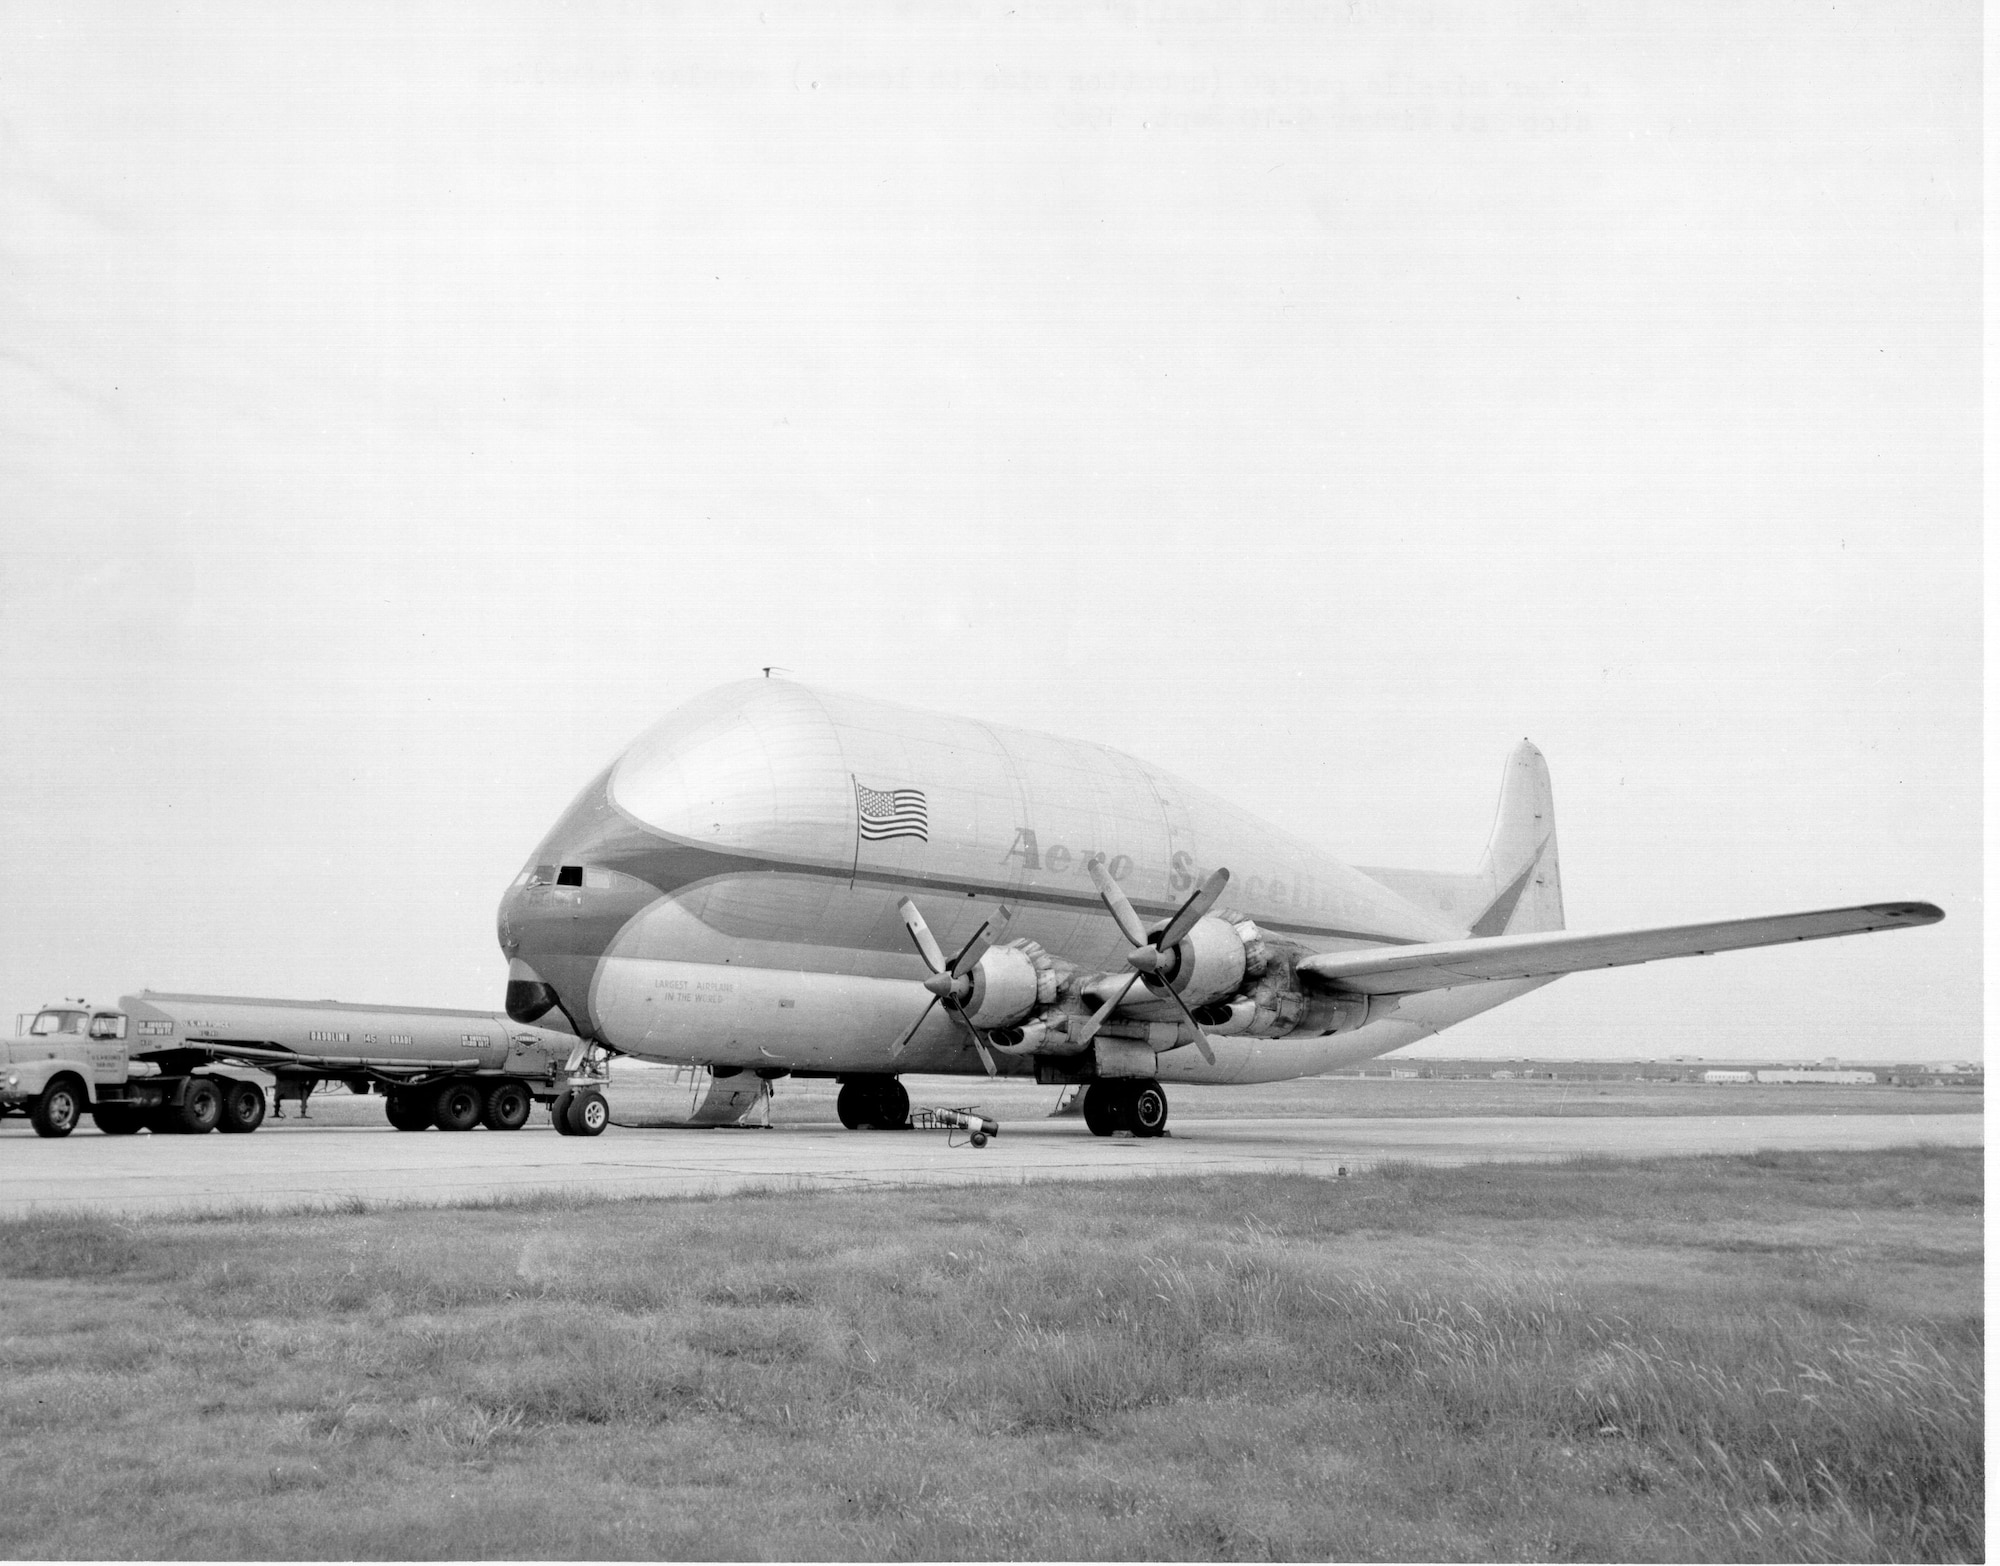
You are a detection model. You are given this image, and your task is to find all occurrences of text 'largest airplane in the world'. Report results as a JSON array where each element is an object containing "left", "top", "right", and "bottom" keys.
[{"left": 497, "top": 680, "right": 1941, "bottom": 1136}]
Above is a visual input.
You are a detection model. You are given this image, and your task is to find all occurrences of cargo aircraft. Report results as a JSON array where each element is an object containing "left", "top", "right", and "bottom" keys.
[{"left": 497, "top": 681, "right": 1941, "bottom": 1137}]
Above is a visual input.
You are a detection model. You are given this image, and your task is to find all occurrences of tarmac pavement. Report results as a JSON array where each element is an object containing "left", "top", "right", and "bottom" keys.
[{"left": 0, "top": 1110, "right": 1980, "bottom": 1217}]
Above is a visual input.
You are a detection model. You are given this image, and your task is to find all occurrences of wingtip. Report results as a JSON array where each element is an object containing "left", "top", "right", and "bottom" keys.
[{"left": 1876, "top": 901, "right": 1945, "bottom": 925}]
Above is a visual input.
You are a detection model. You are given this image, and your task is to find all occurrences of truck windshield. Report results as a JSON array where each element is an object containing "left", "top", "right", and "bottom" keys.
[{"left": 31, "top": 1010, "right": 87, "bottom": 1035}]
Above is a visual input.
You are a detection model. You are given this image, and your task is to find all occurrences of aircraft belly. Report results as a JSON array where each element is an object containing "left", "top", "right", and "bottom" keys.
[{"left": 591, "top": 955, "right": 993, "bottom": 1075}]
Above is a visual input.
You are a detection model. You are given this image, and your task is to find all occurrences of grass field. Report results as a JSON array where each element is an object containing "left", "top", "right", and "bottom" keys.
[
  {"left": 0, "top": 1146, "right": 1979, "bottom": 1560},
  {"left": 272, "top": 1066, "right": 1982, "bottom": 1131}
]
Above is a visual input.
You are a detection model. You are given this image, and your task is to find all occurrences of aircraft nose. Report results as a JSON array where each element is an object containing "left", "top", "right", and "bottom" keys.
[
  {"left": 496, "top": 874, "right": 568, "bottom": 1022},
  {"left": 504, "top": 958, "right": 561, "bottom": 1024}
]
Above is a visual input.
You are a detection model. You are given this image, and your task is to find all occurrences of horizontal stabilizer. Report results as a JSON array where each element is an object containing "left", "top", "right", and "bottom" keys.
[{"left": 1295, "top": 901, "right": 1943, "bottom": 996}]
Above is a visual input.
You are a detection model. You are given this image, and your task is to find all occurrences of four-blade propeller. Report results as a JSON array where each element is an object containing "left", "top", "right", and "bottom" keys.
[
  {"left": 894, "top": 899, "right": 1010, "bottom": 1075},
  {"left": 1073, "top": 860, "right": 1230, "bottom": 1064},
  {"left": 897, "top": 864, "right": 1233, "bottom": 1072}
]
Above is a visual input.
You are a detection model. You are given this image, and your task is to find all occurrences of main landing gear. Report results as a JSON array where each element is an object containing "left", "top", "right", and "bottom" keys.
[
  {"left": 836, "top": 1075, "right": 909, "bottom": 1130},
  {"left": 1082, "top": 1079, "right": 1169, "bottom": 1138}
]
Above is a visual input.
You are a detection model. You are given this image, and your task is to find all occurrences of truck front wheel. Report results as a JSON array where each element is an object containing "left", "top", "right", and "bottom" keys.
[
  {"left": 30, "top": 1076, "right": 86, "bottom": 1138},
  {"left": 217, "top": 1080, "right": 267, "bottom": 1134}
]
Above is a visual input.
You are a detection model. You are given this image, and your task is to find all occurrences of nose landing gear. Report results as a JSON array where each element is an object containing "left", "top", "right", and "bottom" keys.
[{"left": 1082, "top": 1079, "right": 1169, "bottom": 1138}]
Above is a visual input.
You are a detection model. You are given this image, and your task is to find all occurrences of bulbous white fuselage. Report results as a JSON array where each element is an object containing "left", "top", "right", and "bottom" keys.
[{"left": 495, "top": 681, "right": 1548, "bottom": 1086}]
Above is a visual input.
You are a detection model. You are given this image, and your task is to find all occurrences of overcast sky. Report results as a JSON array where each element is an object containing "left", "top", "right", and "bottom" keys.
[{"left": 2, "top": 1, "right": 1979, "bottom": 1061}]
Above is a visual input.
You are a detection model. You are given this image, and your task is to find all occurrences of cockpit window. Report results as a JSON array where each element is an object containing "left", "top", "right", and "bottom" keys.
[
  {"left": 556, "top": 865, "right": 584, "bottom": 887},
  {"left": 31, "top": 1010, "right": 87, "bottom": 1036}
]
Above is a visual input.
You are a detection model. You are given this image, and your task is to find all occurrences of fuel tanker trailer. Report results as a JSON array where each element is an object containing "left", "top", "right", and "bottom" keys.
[{"left": 0, "top": 993, "right": 610, "bottom": 1138}]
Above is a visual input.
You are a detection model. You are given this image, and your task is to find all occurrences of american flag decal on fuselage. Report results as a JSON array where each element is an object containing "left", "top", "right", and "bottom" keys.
[{"left": 855, "top": 780, "right": 928, "bottom": 843}]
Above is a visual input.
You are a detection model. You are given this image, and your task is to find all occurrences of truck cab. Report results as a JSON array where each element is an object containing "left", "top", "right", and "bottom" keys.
[
  {"left": 3, "top": 1002, "right": 264, "bottom": 1138},
  {"left": 2, "top": 1004, "right": 130, "bottom": 1134}
]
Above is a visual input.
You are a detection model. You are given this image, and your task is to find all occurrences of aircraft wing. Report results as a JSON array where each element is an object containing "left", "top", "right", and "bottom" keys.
[{"left": 1294, "top": 901, "right": 1943, "bottom": 996}]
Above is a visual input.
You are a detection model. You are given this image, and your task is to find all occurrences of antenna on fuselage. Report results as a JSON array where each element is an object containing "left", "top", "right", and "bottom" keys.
[{"left": 761, "top": 665, "right": 792, "bottom": 679}]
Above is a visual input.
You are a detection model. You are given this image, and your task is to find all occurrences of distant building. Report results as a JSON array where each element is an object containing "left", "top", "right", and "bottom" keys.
[
  {"left": 1490, "top": 1069, "right": 1516, "bottom": 1080},
  {"left": 1755, "top": 1069, "right": 1877, "bottom": 1086},
  {"left": 1703, "top": 1069, "right": 1754, "bottom": 1084},
  {"left": 1389, "top": 1067, "right": 1424, "bottom": 1079}
]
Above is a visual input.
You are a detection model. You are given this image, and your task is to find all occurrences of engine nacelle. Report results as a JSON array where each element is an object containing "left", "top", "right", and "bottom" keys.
[
  {"left": 1155, "top": 914, "right": 1249, "bottom": 1007},
  {"left": 1179, "top": 914, "right": 1369, "bottom": 1040},
  {"left": 987, "top": 1009, "right": 1085, "bottom": 1056},
  {"left": 964, "top": 939, "right": 1061, "bottom": 1029}
]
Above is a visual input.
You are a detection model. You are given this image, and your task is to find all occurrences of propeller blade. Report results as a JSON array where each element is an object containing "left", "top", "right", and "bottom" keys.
[
  {"left": 948, "top": 917, "right": 997, "bottom": 977},
  {"left": 899, "top": 897, "right": 948, "bottom": 974},
  {"left": 1071, "top": 970, "right": 1139, "bottom": 1045},
  {"left": 945, "top": 1001, "right": 1000, "bottom": 1076},
  {"left": 1158, "top": 867, "right": 1231, "bottom": 952},
  {"left": 889, "top": 992, "right": 941, "bottom": 1058},
  {"left": 1087, "top": 858, "right": 1149, "bottom": 947},
  {"left": 1156, "top": 981, "right": 1218, "bottom": 1066}
]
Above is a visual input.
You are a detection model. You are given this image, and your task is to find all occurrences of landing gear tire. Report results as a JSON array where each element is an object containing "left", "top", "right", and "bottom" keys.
[
  {"left": 433, "top": 1082, "right": 485, "bottom": 1132},
  {"left": 30, "top": 1076, "right": 85, "bottom": 1138},
  {"left": 1130, "top": 1080, "right": 1169, "bottom": 1138},
  {"left": 92, "top": 1104, "right": 144, "bottom": 1136},
  {"left": 1082, "top": 1083, "right": 1124, "bottom": 1137},
  {"left": 837, "top": 1077, "right": 908, "bottom": 1130},
  {"left": 217, "top": 1081, "right": 267, "bottom": 1134},
  {"left": 168, "top": 1079, "right": 223, "bottom": 1135},
  {"left": 385, "top": 1092, "right": 434, "bottom": 1131},
  {"left": 564, "top": 1089, "right": 609, "bottom": 1136},
  {"left": 550, "top": 1089, "right": 577, "bottom": 1135},
  {"left": 481, "top": 1080, "right": 531, "bottom": 1131}
]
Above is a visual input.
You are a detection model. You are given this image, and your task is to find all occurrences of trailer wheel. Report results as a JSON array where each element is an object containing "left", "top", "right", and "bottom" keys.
[
  {"left": 481, "top": 1080, "right": 531, "bottom": 1131},
  {"left": 433, "top": 1081, "right": 484, "bottom": 1132},
  {"left": 169, "top": 1079, "right": 223, "bottom": 1135},
  {"left": 217, "top": 1080, "right": 267, "bottom": 1134},
  {"left": 30, "top": 1076, "right": 86, "bottom": 1138},
  {"left": 384, "top": 1092, "right": 433, "bottom": 1131},
  {"left": 566, "top": 1089, "right": 609, "bottom": 1136}
]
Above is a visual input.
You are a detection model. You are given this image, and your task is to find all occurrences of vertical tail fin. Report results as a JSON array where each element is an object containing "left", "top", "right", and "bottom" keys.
[
  {"left": 1467, "top": 740, "right": 1564, "bottom": 936},
  {"left": 1356, "top": 740, "right": 1565, "bottom": 937}
]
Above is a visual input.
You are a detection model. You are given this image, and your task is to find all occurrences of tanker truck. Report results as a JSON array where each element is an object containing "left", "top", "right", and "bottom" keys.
[{"left": 1, "top": 992, "right": 612, "bottom": 1138}]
